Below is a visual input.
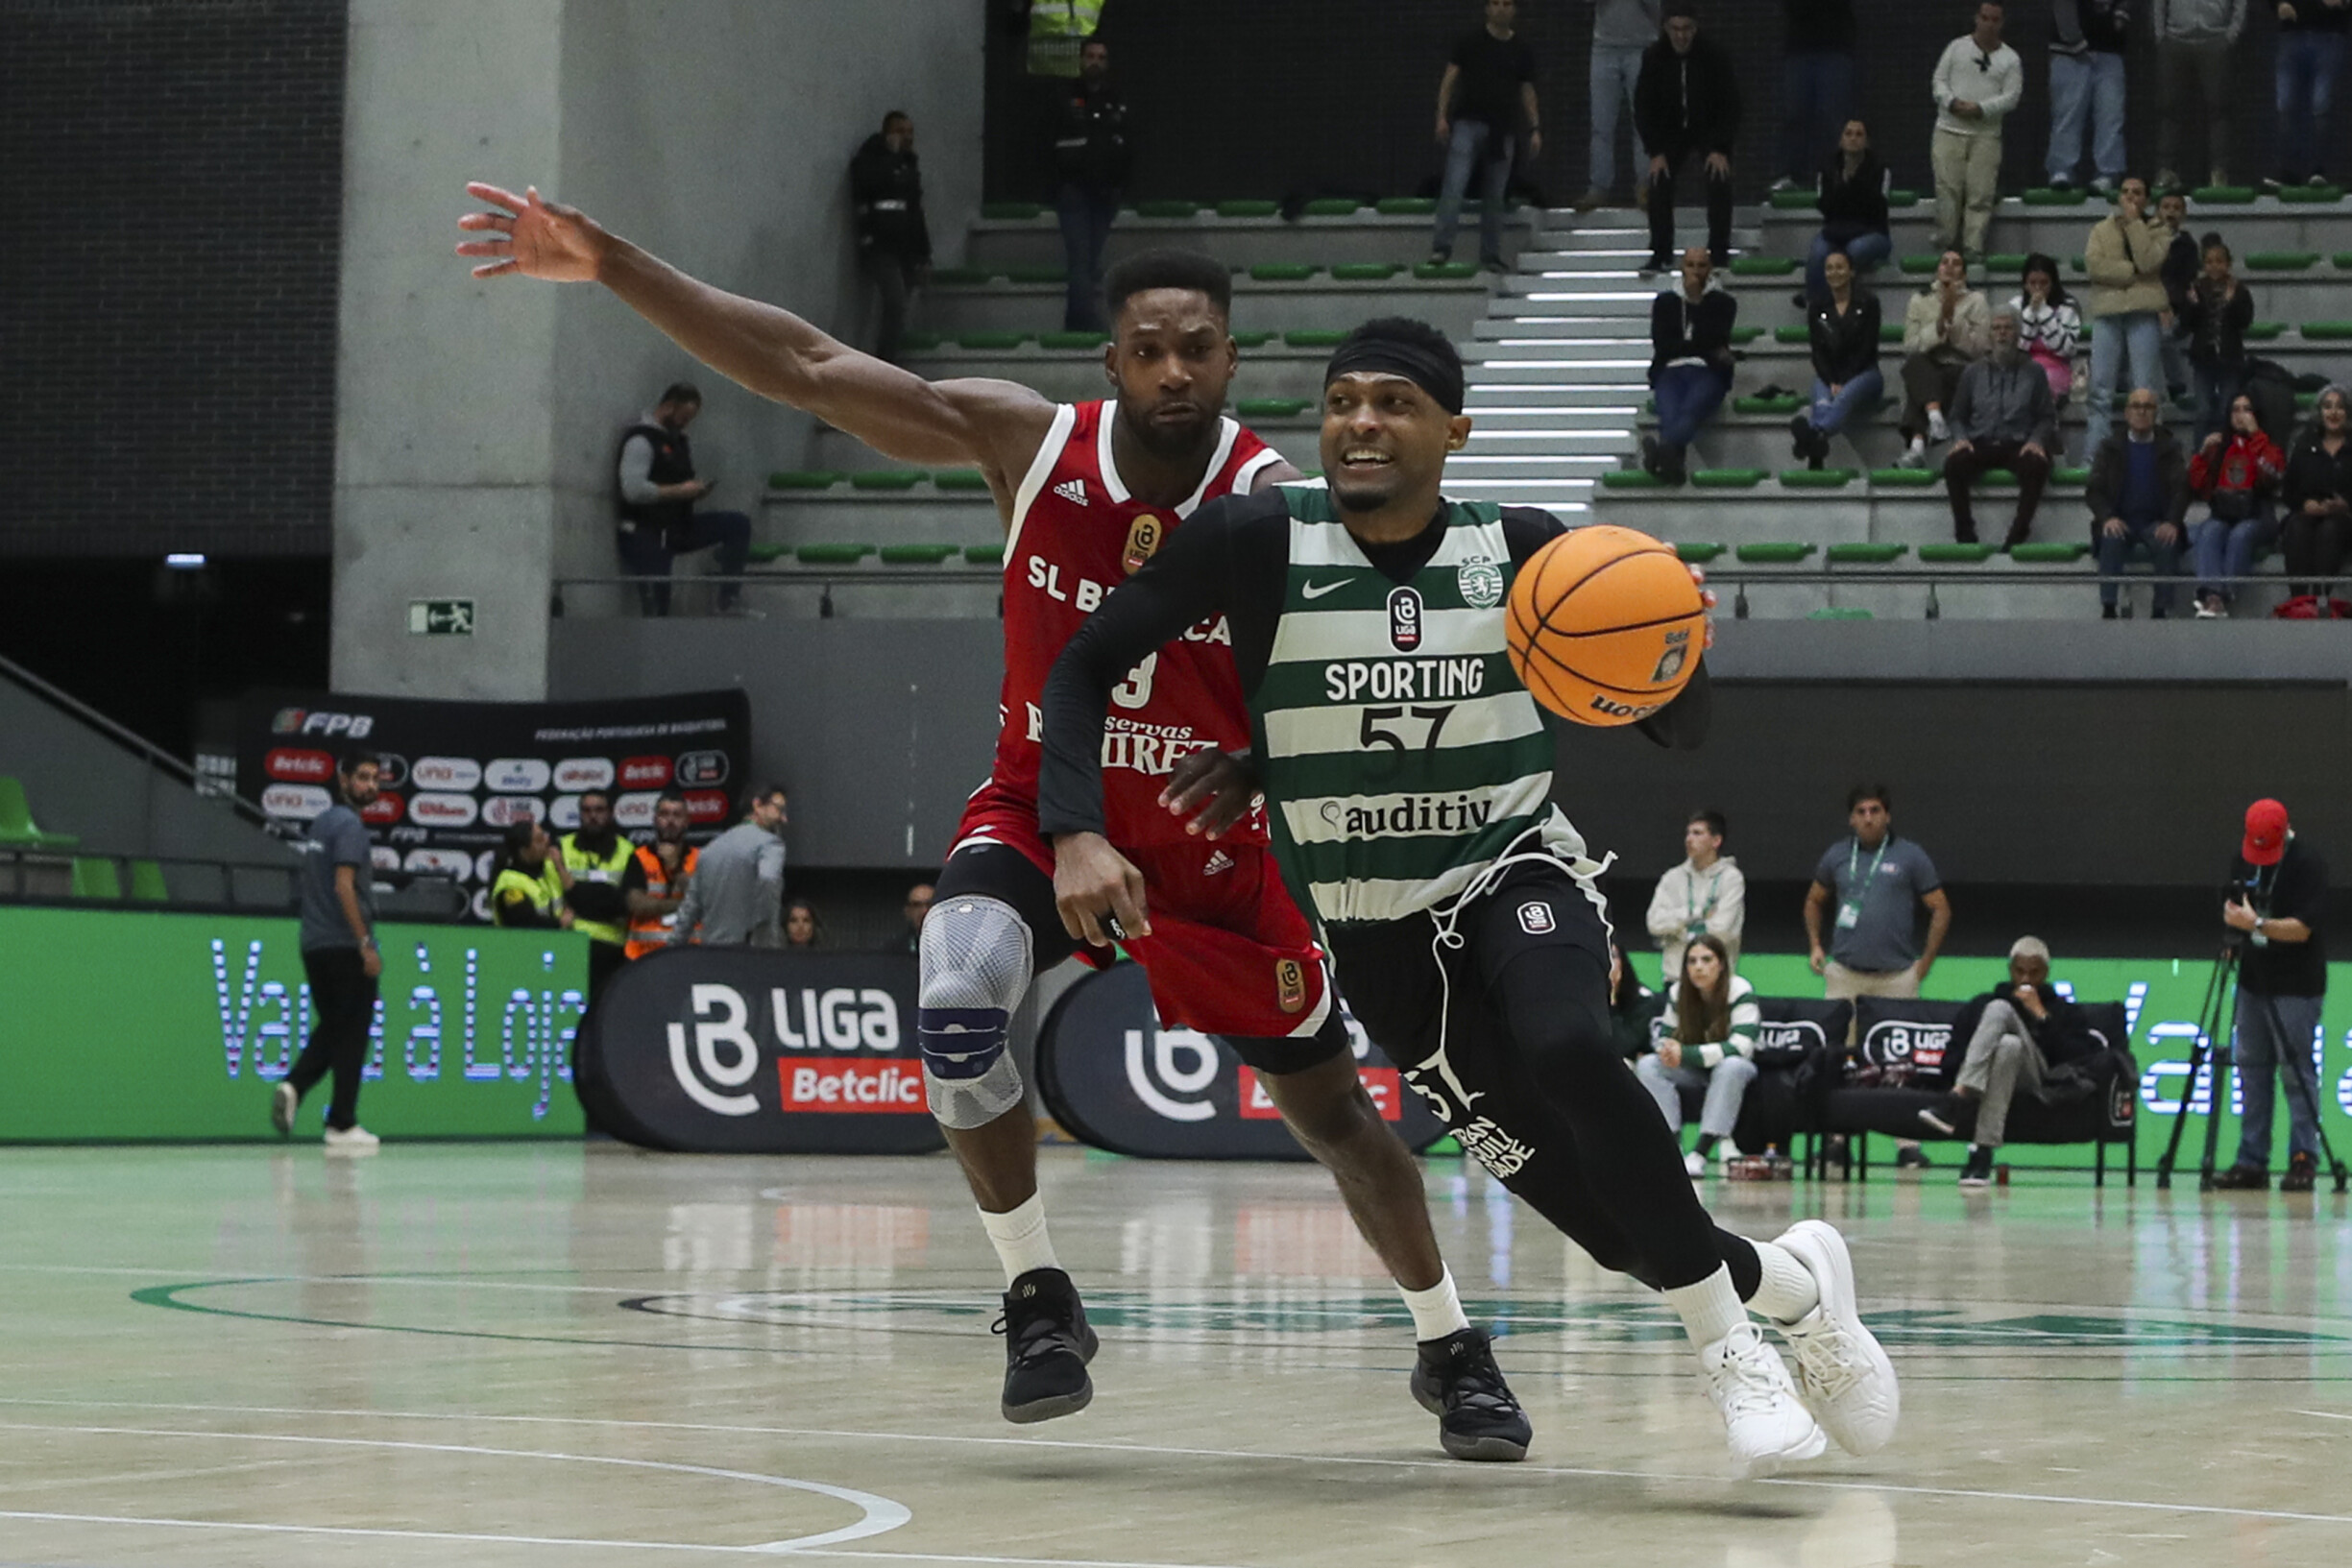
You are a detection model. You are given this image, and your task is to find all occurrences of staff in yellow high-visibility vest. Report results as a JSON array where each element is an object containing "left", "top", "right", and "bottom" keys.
[
  {"left": 560, "top": 789, "right": 636, "bottom": 1000},
  {"left": 1025, "top": 0, "right": 1104, "bottom": 78}
]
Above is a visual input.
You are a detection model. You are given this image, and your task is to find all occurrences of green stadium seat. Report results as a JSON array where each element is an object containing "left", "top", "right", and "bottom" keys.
[
  {"left": 1781, "top": 468, "right": 1859, "bottom": 488},
  {"left": 957, "top": 331, "right": 1031, "bottom": 350},
  {"left": 1038, "top": 330, "right": 1109, "bottom": 350},
  {"left": 795, "top": 543, "right": 876, "bottom": 565},
  {"left": 1675, "top": 542, "right": 1726, "bottom": 562},
  {"left": 2192, "top": 185, "right": 2260, "bottom": 204},
  {"left": 1285, "top": 329, "right": 1347, "bottom": 348},
  {"left": 849, "top": 470, "right": 927, "bottom": 491},
  {"left": 1827, "top": 542, "right": 1907, "bottom": 563},
  {"left": 1806, "top": 607, "right": 1875, "bottom": 619},
  {"left": 1600, "top": 470, "right": 1665, "bottom": 489},
  {"left": 1734, "top": 394, "right": 1803, "bottom": 414},
  {"left": 1413, "top": 261, "right": 1478, "bottom": 279},
  {"left": 965, "top": 543, "right": 1006, "bottom": 566},
  {"left": 1734, "top": 542, "right": 1817, "bottom": 563},
  {"left": 1236, "top": 398, "right": 1311, "bottom": 418},
  {"left": 981, "top": 202, "right": 1043, "bottom": 221},
  {"left": 1774, "top": 324, "right": 1811, "bottom": 345},
  {"left": 2245, "top": 252, "right": 2321, "bottom": 271},
  {"left": 71, "top": 857, "right": 122, "bottom": 900},
  {"left": 2299, "top": 391, "right": 2319, "bottom": 409},
  {"left": 933, "top": 470, "right": 991, "bottom": 493},
  {"left": 2302, "top": 322, "right": 2352, "bottom": 340},
  {"left": 930, "top": 266, "right": 994, "bottom": 285},
  {"left": 1730, "top": 256, "right": 1798, "bottom": 276},
  {"left": 2276, "top": 183, "right": 2344, "bottom": 204},
  {"left": 0, "top": 777, "right": 77, "bottom": 849},
  {"left": 1133, "top": 200, "right": 1202, "bottom": 218},
  {"left": 1329, "top": 262, "right": 1401, "bottom": 281},
  {"left": 1869, "top": 467, "right": 1939, "bottom": 486},
  {"left": 1984, "top": 253, "right": 2027, "bottom": 273},
  {"left": 1216, "top": 199, "right": 1279, "bottom": 218},
  {"left": 1003, "top": 265, "right": 1068, "bottom": 284},
  {"left": 1729, "top": 326, "right": 1764, "bottom": 344},
  {"left": 768, "top": 470, "right": 845, "bottom": 491},
  {"left": 2055, "top": 466, "right": 2091, "bottom": 485},
  {"left": 1885, "top": 189, "right": 1922, "bottom": 206},
  {"left": 2069, "top": 254, "right": 2088, "bottom": 272},
  {"left": 1302, "top": 197, "right": 1365, "bottom": 216},
  {"left": 2334, "top": 253, "right": 2352, "bottom": 271},
  {"left": 1249, "top": 263, "right": 1320, "bottom": 281},
  {"left": 879, "top": 543, "right": 958, "bottom": 565},
  {"left": 900, "top": 330, "right": 944, "bottom": 352},
  {"left": 2245, "top": 322, "right": 2288, "bottom": 340},
  {"left": 2011, "top": 542, "right": 2091, "bottom": 563},
  {"left": 1691, "top": 468, "right": 1768, "bottom": 488},
  {"left": 744, "top": 542, "right": 789, "bottom": 564},
  {"left": 1769, "top": 189, "right": 1816, "bottom": 209},
  {"left": 128, "top": 859, "right": 169, "bottom": 902},
  {"left": 1375, "top": 197, "right": 1438, "bottom": 215},
  {"left": 1899, "top": 254, "right": 1939, "bottom": 274},
  {"left": 1879, "top": 323, "right": 1904, "bottom": 343},
  {"left": 1918, "top": 542, "right": 1999, "bottom": 563},
  {"left": 1230, "top": 330, "right": 1275, "bottom": 348},
  {"left": 2022, "top": 187, "right": 2090, "bottom": 205}
]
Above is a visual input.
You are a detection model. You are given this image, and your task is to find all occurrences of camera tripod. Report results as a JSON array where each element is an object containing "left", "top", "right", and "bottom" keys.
[{"left": 2155, "top": 944, "right": 2350, "bottom": 1193}]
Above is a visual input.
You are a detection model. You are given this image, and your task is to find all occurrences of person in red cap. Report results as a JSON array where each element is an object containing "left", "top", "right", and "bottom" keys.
[{"left": 2214, "top": 799, "right": 2329, "bottom": 1193}]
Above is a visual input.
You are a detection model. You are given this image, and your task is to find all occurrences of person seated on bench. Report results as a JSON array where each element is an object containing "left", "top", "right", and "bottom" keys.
[
  {"left": 1634, "top": 934, "right": 1761, "bottom": 1178},
  {"left": 1643, "top": 245, "right": 1737, "bottom": 485},
  {"left": 1920, "top": 935, "right": 2097, "bottom": 1187},
  {"left": 1942, "top": 304, "right": 2057, "bottom": 547},
  {"left": 2088, "top": 385, "right": 2190, "bottom": 619},
  {"left": 2189, "top": 392, "right": 2285, "bottom": 618},
  {"left": 1608, "top": 941, "right": 1666, "bottom": 1061},
  {"left": 1895, "top": 249, "right": 1988, "bottom": 469},
  {"left": 1791, "top": 248, "right": 1882, "bottom": 470}
]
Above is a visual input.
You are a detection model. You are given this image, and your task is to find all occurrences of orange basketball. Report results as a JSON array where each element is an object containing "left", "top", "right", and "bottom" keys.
[{"left": 1504, "top": 525, "right": 1706, "bottom": 727}]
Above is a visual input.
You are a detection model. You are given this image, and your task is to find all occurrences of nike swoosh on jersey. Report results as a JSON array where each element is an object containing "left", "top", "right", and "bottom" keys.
[{"left": 1301, "top": 577, "right": 1355, "bottom": 599}]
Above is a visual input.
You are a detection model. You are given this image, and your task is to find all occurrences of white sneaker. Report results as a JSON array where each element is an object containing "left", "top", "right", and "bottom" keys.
[
  {"left": 1927, "top": 408, "right": 1950, "bottom": 443},
  {"left": 1700, "top": 1321, "right": 1828, "bottom": 1478},
  {"left": 1770, "top": 1219, "right": 1900, "bottom": 1457},
  {"left": 1685, "top": 1149, "right": 1708, "bottom": 1178},
  {"left": 1898, "top": 438, "right": 1928, "bottom": 470},
  {"left": 1716, "top": 1139, "right": 1743, "bottom": 1165},
  {"left": 322, "top": 1124, "right": 381, "bottom": 1154},
  {"left": 270, "top": 1081, "right": 298, "bottom": 1136}
]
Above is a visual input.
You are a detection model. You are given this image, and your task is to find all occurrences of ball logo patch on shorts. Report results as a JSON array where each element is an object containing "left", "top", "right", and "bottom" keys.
[
  {"left": 1123, "top": 515, "right": 1166, "bottom": 574},
  {"left": 1516, "top": 901, "right": 1555, "bottom": 935},
  {"left": 1274, "top": 957, "right": 1308, "bottom": 1014}
]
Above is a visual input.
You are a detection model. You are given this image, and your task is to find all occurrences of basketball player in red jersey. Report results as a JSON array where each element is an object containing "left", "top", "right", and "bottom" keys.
[{"left": 458, "top": 183, "right": 1533, "bottom": 1459}]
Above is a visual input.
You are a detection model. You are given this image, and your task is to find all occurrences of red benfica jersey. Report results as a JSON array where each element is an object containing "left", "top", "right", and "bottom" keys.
[{"left": 991, "top": 400, "right": 1285, "bottom": 849}]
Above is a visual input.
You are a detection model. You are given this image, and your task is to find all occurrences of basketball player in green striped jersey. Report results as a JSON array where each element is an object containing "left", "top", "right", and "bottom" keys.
[{"left": 1038, "top": 318, "right": 1901, "bottom": 1477}]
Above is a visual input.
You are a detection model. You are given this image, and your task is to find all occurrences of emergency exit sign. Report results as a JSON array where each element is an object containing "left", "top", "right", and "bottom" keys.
[{"left": 408, "top": 598, "right": 475, "bottom": 636}]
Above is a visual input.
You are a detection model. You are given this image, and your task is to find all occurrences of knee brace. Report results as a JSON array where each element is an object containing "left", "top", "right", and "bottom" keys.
[{"left": 916, "top": 894, "right": 1033, "bottom": 1129}]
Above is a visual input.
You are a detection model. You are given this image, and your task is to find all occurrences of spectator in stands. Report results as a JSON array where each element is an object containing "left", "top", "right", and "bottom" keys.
[
  {"left": 1643, "top": 245, "right": 1737, "bottom": 484},
  {"left": 1646, "top": 808, "right": 1746, "bottom": 978},
  {"left": 1805, "top": 118, "right": 1892, "bottom": 302},
  {"left": 1051, "top": 37, "right": 1130, "bottom": 332},
  {"left": 275, "top": 751, "right": 385, "bottom": 1152},
  {"left": 2154, "top": 191, "right": 2199, "bottom": 405},
  {"left": 1792, "top": 250, "right": 1881, "bottom": 470},
  {"left": 2046, "top": 0, "right": 2133, "bottom": 194},
  {"left": 1610, "top": 940, "right": 1667, "bottom": 1058},
  {"left": 2215, "top": 798, "right": 2330, "bottom": 1192},
  {"left": 2181, "top": 234, "right": 2256, "bottom": 442},
  {"left": 1805, "top": 784, "right": 1951, "bottom": 1004},
  {"left": 616, "top": 383, "right": 753, "bottom": 617},
  {"left": 2155, "top": 0, "right": 2248, "bottom": 192},
  {"left": 2190, "top": 393, "right": 2286, "bottom": 615},
  {"left": 668, "top": 784, "right": 788, "bottom": 948},
  {"left": 1944, "top": 306, "right": 2060, "bottom": 547},
  {"left": 851, "top": 111, "right": 932, "bottom": 365},
  {"left": 1920, "top": 936, "right": 2100, "bottom": 1186},
  {"left": 560, "top": 789, "right": 634, "bottom": 1001},
  {"left": 2089, "top": 387, "right": 2192, "bottom": 617},
  {"left": 1895, "top": 250, "right": 1990, "bottom": 469},
  {"left": 622, "top": 790, "right": 696, "bottom": 959},
  {"left": 2084, "top": 177, "right": 2171, "bottom": 456},
  {"left": 1432, "top": 0, "right": 1542, "bottom": 273},
  {"left": 1578, "top": 0, "right": 1662, "bottom": 211},
  {"left": 2014, "top": 253, "right": 2085, "bottom": 401},
  {"left": 888, "top": 880, "right": 935, "bottom": 953},
  {"left": 1775, "top": 2, "right": 1858, "bottom": 194},
  {"left": 1635, "top": 3, "right": 1741, "bottom": 273},
  {"left": 2281, "top": 382, "right": 2352, "bottom": 597},
  {"left": 1930, "top": 3, "right": 2025, "bottom": 263},
  {"left": 490, "top": 820, "right": 573, "bottom": 929},
  {"left": 785, "top": 897, "right": 824, "bottom": 948},
  {"left": 1635, "top": 934, "right": 1762, "bottom": 1176},
  {"left": 2270, "top": 0, "right": 2351, "bottom": 192}
]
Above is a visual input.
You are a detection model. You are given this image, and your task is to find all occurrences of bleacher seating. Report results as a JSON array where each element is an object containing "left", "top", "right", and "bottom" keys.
[{"left": 0, "top": 776, "right": 79, "bottom": 850}]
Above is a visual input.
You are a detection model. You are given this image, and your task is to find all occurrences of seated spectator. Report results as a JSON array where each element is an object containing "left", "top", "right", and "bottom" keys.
[
  {"left": 1942, "top": 306, "right": 2058, "bottom": 547},
  {"left": 1642, "top": 245, "right": 1736, "bottom": 485},
  {"left": 2011, "top": 253, "right": 2084, "bottom": 402},
  {"left": 1895, "top": 250, "right": 1989, "bottom": 469},
  {"left": 2281, "top": 383, "right": 2352, "bottom": 600},
  {"left": 1609, "top": 942, "right": 1666, "bottom": 1060},
  {"left": 2083, "top": 177, "right": 2170, "bottom": 457},
  {"left": 886, "top": 880, "right": 934, "bottom": 953},
  {"left": 851, "top": 111, "right": 933, "bottom": 365},
  {"left": 491, "top": 820, "right": 573, "bottom": 929},
  {"left": 1633, "top": 934, "right": 1761, "bottom": 1176},
  {"left": 1791, "top": 250, "right": 1881, "bottom": 469},
  {"left": 1918, "top": 936, "right": 2098, "bottom": 1187},
  {"left": 1805, "top": 118, "right": 1892, "bottom": 302},
  {"left": 2179, "top": 235, "right": 2254, "bottom": 445},
  {"left": 2088, "top": 387, "right": 2191, "bottom": 618},
  {"left": 785, "top": 897, "right": 824, "bottom": 949},
  {"left": 1644, "top": 808, "right": 1746, "bottom": 978},
  {"left": 2189, "top": 393, "right": 2286, "bottom": 617},
  {"left": 615, "top": 382, "right": 753, "bottom": 617}
]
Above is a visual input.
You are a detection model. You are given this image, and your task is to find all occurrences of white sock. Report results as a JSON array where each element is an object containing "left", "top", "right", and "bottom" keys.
[
  {"left": 1398, "top": 1266, "right": 1472, "bottom": 1341},
  {"left": 1663, "top": 1264, "right": 1750, "bottom": 1348},
  {"left": 978, "top": 1194, "right": 1059, "bottom": 1286},
  {"left": 1744, "top": 1240, "right": 1822, "bottom": 1325}
]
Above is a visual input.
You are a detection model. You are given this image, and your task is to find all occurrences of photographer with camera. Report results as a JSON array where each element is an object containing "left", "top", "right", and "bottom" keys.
[{"left": 2213, "top": 799, "right": 2329, "bottom": 1194}]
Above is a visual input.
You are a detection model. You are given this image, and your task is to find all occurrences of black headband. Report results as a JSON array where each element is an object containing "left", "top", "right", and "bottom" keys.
[{"left": 1323, "top": 337, "right": 1466, "bottom": 415}]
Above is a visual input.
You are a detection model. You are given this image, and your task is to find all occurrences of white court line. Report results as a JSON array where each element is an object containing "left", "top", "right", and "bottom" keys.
[
  {"left": 2293, "top": 1409, "right": 2352, "bottom": 1421},
  {"left": 2, "top": 1399, "right": 2348, "bottom": 1532}
]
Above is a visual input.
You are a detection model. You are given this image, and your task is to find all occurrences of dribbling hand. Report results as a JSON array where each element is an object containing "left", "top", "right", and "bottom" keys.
[
  {"left": 1159, "top": 749, "right": 1263, "bottom": 839},
  {"left": 456, "top": 182, "right": 607, "bottom": 282},
  {"left": 1053, "top": 832, "right": 1152, "bottom": 948}
]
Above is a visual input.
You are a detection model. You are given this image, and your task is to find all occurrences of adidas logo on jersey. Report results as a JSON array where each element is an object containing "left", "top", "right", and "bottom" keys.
[
  {"left": 1053, "top": 479, "right": 1089, "bottom": 506},
  {"left": 1202, "top": 850, "right": 1234, "bottom": 877}
]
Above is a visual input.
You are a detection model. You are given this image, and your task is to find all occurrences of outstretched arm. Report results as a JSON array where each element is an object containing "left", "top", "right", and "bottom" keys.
[{"left": 457, "top": 182, "right": 1055, "bottom": 489}]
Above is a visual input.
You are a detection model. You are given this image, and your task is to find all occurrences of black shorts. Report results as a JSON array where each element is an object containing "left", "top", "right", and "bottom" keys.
[{"left": 934, "top": 840, "right": 1346, "bottom": 1076}]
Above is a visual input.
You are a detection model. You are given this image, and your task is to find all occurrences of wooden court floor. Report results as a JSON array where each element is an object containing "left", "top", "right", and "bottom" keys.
[{"left": 0, "top": 1142, "right": 2345, "bottom": 1567}]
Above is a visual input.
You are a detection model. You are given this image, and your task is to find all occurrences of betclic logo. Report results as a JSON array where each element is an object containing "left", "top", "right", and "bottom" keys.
[
  {"left": 263, "top": 748, "right": 334, "bottom": 783},
  {"left": 667, "top": 982, "right": 911, "bottom": 1119},
  {"left": 553, "top": 757, "right": 615, "bottom": 791},
  {"left": 412, "top": 756, "right": 484, "bottom": 791},
  {"left": 618, "top": 756, "right": 674, "bottom": 788},
  {"left": 271, "top": 708, "right": 376, "bottom": 738},
  {"left": 683, "top": 790, "right": 729, "bottom": 823},
  {"left": 782, "top": 1059, "right": 924, "bottom": 1112},
  {"left": 359, "top": 792, "right": 406, "bottom": 826}
]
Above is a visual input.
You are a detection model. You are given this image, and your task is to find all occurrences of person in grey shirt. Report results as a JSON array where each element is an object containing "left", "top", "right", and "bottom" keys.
[
  {"left": 1580, "top": 0, "right": 1663, "bottom": 209},
  {"left": 1941, "top": 306, "right": 2059, "bottom": 547},
  {"left": 1804, "top": 783, "right": 1951, "bottom": 1001},
  {"left": 273, "top": 752, "right": 385, "bottom": 1151},
  {"left": 669, "top": 784, "right": 788, "bottom": 947}
]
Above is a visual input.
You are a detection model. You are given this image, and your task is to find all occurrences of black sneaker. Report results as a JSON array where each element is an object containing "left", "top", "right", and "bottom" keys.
[
  {"left": 1409, "top": 1328, "right": 1531, "bottom": 1461},
  {"left": 1639, "top": 253, "right": 1670, "bottom": 276},
  {"left": 2211, "top": 1162, "right": 2268, "bottom": 1190},
  {"left": 1957, "top": 1147, "right": 1995, "bottom": 1187},
  {"left": 993, "top": 1267, "right": 1099, "bottom": 1423},
  {"left": 2282, "top": 1151, "right": 2319, "bottom": 1193},
  {"left": 1894, "top": 1145, "right": 1931, "bottom": 1170}
]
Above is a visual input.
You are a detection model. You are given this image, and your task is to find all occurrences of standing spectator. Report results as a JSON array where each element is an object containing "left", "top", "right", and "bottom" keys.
[
  {"left": 1050, "top": 37, "right": 1129, "bottom": 332},
  {"left": 851, "top": 111, "right": 932, "bottom": 365},
  {"left": 1806, "top": 119, "right": 1893, "bottom": 302},
  {"left": 1895, "top": 250, "right": 1990, "bottom": 468},
  {"left": 888, "top": 880, "right": 936, "bottom": 954},
  {"left": 615, "top": 382, "right": 753, "bottom": 617},
  {"left": 272, "top": 752, "right": 385, "bottom": 1152},
  {"left": 560, "top": 788, "right": 635, "bottom": 1001},
  {"left": 1920, "top": 937, "right": 2100, "bottom": 1186},
  {"left": 2280, "top": 382, "right": 2352, "bottom": 598},
  {"left": 1930, "top": 4, "right": 2025, "bottom": 264},
  {"left": 1646, "top": 808, "right": 1746, "bottom": 979},
  {"left": 2153, "top": 191, "right": 2200, "bottom": 405},
  {"left": 2046, "top": 0, "right": 2133, "bottom": 194},
  {"left": 2270, "top": 0, "right": 2351, "bottom": 191},
  {"left": 2088, "top": 387, "right": 2192, "bottom": 617},
  {"left": 2153, "top": 1, "right": 2248, "bottom": 191},
  {"left": 2013, "top": 253, "right": 2086, "bottom": 401},
  {"left": 1579, "top": 0, "right": 1662, "bottom": 210},
  {"left": 1635, "top": 936, "right": 1763, "bottom": 1176},
  {"left": 2083, "top": 177, "right": 2170, "bottom": 455},
  {"left": 2181, "top": 234, "right": 2256, "bottom": 442},
  {"left": 1792, "top": 250, "right": 1882, "bottom": 469},
  {"left": 1636, "top": 4, "right": 1742, "bottom": 272},
  {"left": 2189, "top": 393, "right": 2286, "bottom": 615},
  {"left": 1804, "top": 784, "right": 1952, "bottom": 1005},
  {"left": 622, "top": 790, "right": 698, "bottom": 959},
  {"left": 785, "top": 898, "right": 825, "bottom": 949},
  {"left": 2214, "top": 799, "right": 2329, "bottom": 1192},
  {"left": 668, "top": 785, "right": 788, "bottom": 948},
  {"left": 1643, "top": 245, "right": 1738, "bottom": 484},
  {"left": 1432, "top": 0, "right": 1542, "bottom": 272},
  {"left": 491, "top": 819, "right": 574, "bottom": 929},
  {"left": 1943, "top": 307, "right": 2060, "bottom": 546},
  {"left": 1776, "top": 1, "right": 1858, "bottom": 192}
]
